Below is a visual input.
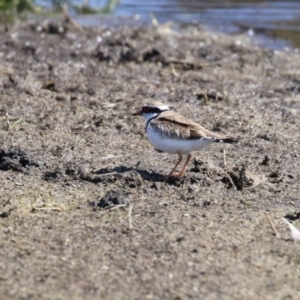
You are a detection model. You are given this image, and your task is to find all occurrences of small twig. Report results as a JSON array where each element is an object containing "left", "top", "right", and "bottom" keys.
[
  {"left": 223, "top": 149, "right": 227, "bottom": 167},
  {"left": 91, "top": 171, "right": 117, "bottom": 177},
  {"left": 128, "top": 204, "right": 133, "bottom": 230},
  {"left": 32, "top": 207, "right": 64, "bottom": 211},
  {"left": 224, "top": 170, "right": 237, "bottom": 190},
  {"left": 104, "top": 204, "right": 126, "bottom": 211},
  {"left": 265, "top": 213, "right": 280, "bottom": 238},
  {"left": 98, "top": 171, "right": 117, "bottom": 176},
  {"left": 203, "top": 92, "right": 209, "bottom": 103},
  {"left": 170, "top": 63, "right": 179, "bottom": 77}
]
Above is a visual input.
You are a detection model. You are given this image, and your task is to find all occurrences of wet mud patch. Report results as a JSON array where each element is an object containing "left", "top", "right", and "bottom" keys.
[
  {"left": 0, "top": 147, "right": 44, "bottom": 173},
  {"left": 189, "top": 157, "right": 239, "bottom": 189},
  {"left": 79, "top": 167, "right": 144, "bottom": 188},
  {"left": 222, "top": 165, "right": 267, "bottom": 191}
]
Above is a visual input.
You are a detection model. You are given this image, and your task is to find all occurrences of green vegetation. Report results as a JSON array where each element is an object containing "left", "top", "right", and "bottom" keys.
[
  {"left": 0, "top": 0, "right": 36, "bottom": 21},
  {"left": 74, "top": 0, "right": 120, "bottom": 14},
  {"left": 0, "top": 0, "right": 120, "bottom": 22}
]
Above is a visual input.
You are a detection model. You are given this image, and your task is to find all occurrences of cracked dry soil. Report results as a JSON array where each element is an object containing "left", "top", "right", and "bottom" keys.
[{"left": 0, "top": 20, "right": 300, "bottom": 300}]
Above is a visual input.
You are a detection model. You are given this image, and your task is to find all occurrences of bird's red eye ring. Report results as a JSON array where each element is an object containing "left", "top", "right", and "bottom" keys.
[{"left": 142, "top": 107, "right": 151, "bottom": 113}]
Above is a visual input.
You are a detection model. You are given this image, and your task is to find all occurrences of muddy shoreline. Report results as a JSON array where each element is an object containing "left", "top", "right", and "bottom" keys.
[{"left": 0, "top": 19, "right": 300, "bottom": 299}]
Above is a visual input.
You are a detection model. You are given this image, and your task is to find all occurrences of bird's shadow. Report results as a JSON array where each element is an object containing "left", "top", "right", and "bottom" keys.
[{"left": 92, "top": 165, "right": 183, "bottom": 184}]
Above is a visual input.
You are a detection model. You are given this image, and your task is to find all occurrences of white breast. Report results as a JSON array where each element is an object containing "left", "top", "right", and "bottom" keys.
[{"left": 147, "top": 125, "right": 214, "bottom": 155}]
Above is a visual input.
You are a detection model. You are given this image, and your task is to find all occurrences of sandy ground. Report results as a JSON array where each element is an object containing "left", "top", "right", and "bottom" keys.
[{"left": 0, "top": 19, "right": 300, "bottom": 300}]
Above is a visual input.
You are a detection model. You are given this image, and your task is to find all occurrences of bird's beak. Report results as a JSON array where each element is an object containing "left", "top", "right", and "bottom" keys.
[{"left": 132, "top": 110, "right": 142, "bottom": 116}]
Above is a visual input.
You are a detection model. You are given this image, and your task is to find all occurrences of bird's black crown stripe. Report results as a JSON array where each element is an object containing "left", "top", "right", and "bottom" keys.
[{"left": 143, "top": 106, "right": 166, "bottom": 114}]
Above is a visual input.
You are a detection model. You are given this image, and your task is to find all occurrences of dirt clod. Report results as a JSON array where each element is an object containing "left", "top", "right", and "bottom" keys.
[
  {"left": 0, "top": 147, "right": 42, "bottom": 172},
  {"left": 224, "top": 166, "right": 262, "bottom": 190},
  {"left": 91, "top": 189, "right": 130, "bottom": 208}
]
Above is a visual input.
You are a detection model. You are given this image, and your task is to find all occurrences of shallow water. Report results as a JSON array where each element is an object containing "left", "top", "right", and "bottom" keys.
[{"left": 41, "top": 0, "right": 300, "bottom": 50}]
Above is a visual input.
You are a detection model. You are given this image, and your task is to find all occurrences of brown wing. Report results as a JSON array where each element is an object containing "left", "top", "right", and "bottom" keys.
[{"left": 150, "top": 110, "right": 237, "bottom": 142}]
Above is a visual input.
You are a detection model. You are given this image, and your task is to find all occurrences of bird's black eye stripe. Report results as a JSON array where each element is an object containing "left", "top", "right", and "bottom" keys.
[{"left": 142, "top": 107, "right": 165, "bottom": 113}]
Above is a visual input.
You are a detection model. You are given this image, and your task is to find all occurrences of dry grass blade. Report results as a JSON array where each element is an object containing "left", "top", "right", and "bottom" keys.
[
  {"left": 33, "top": 207, "right": 63, "bottom": 211},
  {"left": 62, "top": 4, "right": 83, "bottom": 31},
  {"left": 97, "top": 172, "right": 117, "bottom": 177},
  {"left": 31, "top": 204, "right": 68, "bottom": 212},
  {"left": 223, "top": 149, "right": 227, "bottom": 166},
  {"left": 203, "top": 92, "right": 209, "bottom": 103},
  {"left": 149, "top": 13, "right": 160, "bottom": 27},
  {"left": 8, "top": 118, "right": 24, "bottom": 129},
  {"left": 128, "top": 204, "right": 133, "bottom": 230},
  {"left": 265, "top": 213, "right": 280, "bottom": 238},
  {"left": 171, "top": 63, "right": 179, "bottom": 77},
  {"left": 224, "top": 170, "right": 237, "bottom": 190},
  {"left": 104, "top": 204, "right": 127, "bottom": 211}
]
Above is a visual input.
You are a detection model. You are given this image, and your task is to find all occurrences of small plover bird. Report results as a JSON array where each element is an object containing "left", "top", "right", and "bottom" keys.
[{"left": 132, "top": 101, "right": 238, "bottom": 181}]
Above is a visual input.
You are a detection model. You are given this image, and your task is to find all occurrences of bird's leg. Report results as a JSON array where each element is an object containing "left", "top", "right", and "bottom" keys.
[
  {"left": 172, "top": 153, "right": 192, "bottom": 178},
  {"left": 164, "top": 152, "right": 183, "bottom": 182}
]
